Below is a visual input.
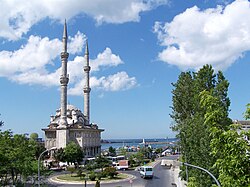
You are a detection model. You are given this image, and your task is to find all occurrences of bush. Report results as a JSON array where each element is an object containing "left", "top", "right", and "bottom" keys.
[
  {"left": 77, "top": 168, "right": 85, "bottom": 179},
  {"left": 67, "top": 166, "right": 76, "bottom": 176},
  {"left": 89, "top": 172, "right": 96, "bottom": 181},
  {"left": 96, "top": 172, "right": 103, "bottom": 180},
  {"left": 104, "top": 167, "right": 118, "bottom": 179}
]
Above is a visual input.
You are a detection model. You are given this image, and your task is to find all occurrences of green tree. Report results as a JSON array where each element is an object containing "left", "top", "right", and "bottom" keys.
[
  {"left": 201, "top": 91, "right": 250, "bottom": 187},
  {"left": 0, "top": 114, "right": 3, "bottom": 127},
  {"left": 0, "top": 130, "right": 39, "bottom": 186},
  {"left": 171, "top": 65, "right": 231, "bottom": 186},
  {"left": 64, "top": 141, "right": 84, "bottom": 165},
  {"left": 104, "top": 167, "right": 118, "bottom": 178},
  {"left": 30, "top": 133, "right": 38, "bottom": 140},
  {"left": 108, "top": 146, "right": 116, "bottom": 156},
  {"left": 95, "top": 155, "right": 111, "bottom": 171},
  {"left": 54, "top": 148, "right": 66, "bottom": 162}
]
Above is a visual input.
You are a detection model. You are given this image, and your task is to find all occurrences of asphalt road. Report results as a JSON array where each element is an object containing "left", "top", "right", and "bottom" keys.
[{"left": 46, "top": 155, "right": 179, "bottom": 187}]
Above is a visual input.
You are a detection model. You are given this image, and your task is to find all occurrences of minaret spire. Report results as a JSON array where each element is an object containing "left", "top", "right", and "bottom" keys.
[
  {"left": 63, "top": 19, "right": 67, "bottom": 52},
  {"left": 84, "top": 40, "right": 91, "bottom": 126},
  {"left": 59, "top": 20, "right": 69, "bottom": 128}
]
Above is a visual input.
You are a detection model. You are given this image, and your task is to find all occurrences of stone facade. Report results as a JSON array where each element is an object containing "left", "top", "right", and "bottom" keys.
[
  {"left": 42, "top": 105, "right": 104, "bottom": 157},
  {"left": 42, "top": 21, "right": 104, "bottom": 157}
]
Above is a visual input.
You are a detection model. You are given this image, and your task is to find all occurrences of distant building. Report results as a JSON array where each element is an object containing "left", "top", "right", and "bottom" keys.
[
  {"left": 233, "top": 120, "right": 250, "bottom": 143},
  {"left": 42, "top": 21, "right": 104, "bottom": 157}
]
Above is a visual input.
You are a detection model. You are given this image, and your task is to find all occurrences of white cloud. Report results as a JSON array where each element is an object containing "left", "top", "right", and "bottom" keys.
[
  {"left": 154, "top": 0, "right": 250, "bottom": 71},
  {"left": 91, "top": 48, "right": 123, "bottom": 72},
  {"left": 0, "top": 32, "right": 85, "bottom": 86},
  {"left": 0, "top": 0, "right": 169, "bottom": 40},
  {"left": 0, "top": 34, "right": 137, "bottom": 94},
  {"left": 89, "top": 71, "right": 137, "bottom": 92}
]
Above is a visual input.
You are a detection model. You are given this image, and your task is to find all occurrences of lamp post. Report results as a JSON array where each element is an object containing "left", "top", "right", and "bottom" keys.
[
  {"left": 84, "top": 173, "right": 88, "bottom": 187},
  {"left": 38, "top": 147, "right": 57, "bottom": 187},
  {"left": 174, "top": 161, "right": 221, "bottom": 187}
]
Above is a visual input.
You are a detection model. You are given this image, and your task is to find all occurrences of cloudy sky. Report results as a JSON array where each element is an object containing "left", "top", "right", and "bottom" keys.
[{"left": 1, "top": 0, "right": 250, "bottom": 139}]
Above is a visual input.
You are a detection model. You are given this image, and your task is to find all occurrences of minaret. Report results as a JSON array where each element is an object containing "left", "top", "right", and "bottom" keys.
[
  {"left": 83, "top": 40, "right": 91, "bottom": 125},
  {"left": 59, "top": 20, "right": 69, "bottom": 128}
]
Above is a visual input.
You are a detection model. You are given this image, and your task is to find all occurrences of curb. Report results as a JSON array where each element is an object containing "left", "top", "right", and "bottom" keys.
[{"left": 49, "top": 173, "right": 136, "bottom": 185}]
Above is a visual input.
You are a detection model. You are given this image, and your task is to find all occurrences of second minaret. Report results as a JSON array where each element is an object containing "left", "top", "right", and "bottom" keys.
[
  {"left": 59, "top": 20, "right": 69, "bottom": 128},
  {"left": 83, "top": 41, "right": 91, "bottom": 126}
]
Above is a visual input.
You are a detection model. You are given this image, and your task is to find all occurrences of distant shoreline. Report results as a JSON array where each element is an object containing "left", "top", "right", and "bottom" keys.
[{"left": 101, "top": 138, "right": 177, "bottom": 144}]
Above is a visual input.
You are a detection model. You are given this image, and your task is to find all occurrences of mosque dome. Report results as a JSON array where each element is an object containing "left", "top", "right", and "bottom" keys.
[{"left": 49, "top": 104, "right": 85, "bottom": 128}]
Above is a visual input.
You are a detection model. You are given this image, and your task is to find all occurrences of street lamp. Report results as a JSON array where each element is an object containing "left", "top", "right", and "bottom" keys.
[
  {"left": 38, "top": 147, "right": 57, "bottom": 187},
  {"left": 174, "top": 161, "right": 221, "bottom": 187}
]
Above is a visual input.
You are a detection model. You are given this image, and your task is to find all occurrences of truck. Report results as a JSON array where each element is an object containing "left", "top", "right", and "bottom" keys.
[
  {"left": 139, "top": 166, "right": 154, "bottom": 179},
  {"left": 161, "top": 159, "right": 172, "bottom": 169},
  {"left": 115, "top": 160, "right": 129, "bottom": 170}
]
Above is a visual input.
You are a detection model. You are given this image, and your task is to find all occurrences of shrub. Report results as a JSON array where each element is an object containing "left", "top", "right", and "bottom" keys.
[
  {"left": 77, "top": 168, "right": 85, "bottom": 179},
  {"left": 89, "top": 172, "right": 96, "bottom": 181},
  {"left": 67, "top": 166, "right": 76, "bottom": 176},
  {"left": 104, "top": 167, "right": 118, "bottom": 179},
  {"left": 96, "top": 172, "right": 103, "bottom": 180}
]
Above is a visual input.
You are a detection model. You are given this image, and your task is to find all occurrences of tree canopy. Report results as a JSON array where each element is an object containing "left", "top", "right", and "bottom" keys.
[
  {"left": 171, "top": 65, "right": 231, "bottom": 186},
  {"left": 63, "top": 141, "right": 84, "bottom": 164},
  {"left": 0, "top": 130, "right": 46, "bottom": 186}
]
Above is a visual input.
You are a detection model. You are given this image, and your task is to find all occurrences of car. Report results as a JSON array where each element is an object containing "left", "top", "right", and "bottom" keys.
[{"left": 139, "top": 166, "right": 154, "bottom": 179}]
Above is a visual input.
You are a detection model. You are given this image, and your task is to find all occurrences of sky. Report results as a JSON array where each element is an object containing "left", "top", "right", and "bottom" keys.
[{"left": 1, "top": 0, "right": 250, "bottom": 139}]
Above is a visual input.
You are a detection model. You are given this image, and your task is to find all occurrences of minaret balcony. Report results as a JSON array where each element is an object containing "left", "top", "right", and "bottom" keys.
[
  {"left": 84, "top": 66, "right": 91, "bottom": 72},
  {"left": 61, "top": 52, "right": 69, "bottom": 59},
  {"left": 83, "top": 87, "right": 91, "bottom": 93},
  {"left": 60, "top": 76, "right": 69, "bottom": 84}
]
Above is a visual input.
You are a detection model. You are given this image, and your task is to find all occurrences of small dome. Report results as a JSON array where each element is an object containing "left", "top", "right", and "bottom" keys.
[{"left": 67, "top": 105, "right": 79, "bottom": 111}]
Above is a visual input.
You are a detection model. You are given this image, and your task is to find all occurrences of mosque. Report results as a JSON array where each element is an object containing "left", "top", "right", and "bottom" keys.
[{"left": 42, "top": 21, "right": 104, "bottom": 157}]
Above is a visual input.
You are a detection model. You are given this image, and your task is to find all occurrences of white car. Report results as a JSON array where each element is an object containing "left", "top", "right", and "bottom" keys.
[{"left": 139, "top": 166, "right": 154, "bottom": 179}]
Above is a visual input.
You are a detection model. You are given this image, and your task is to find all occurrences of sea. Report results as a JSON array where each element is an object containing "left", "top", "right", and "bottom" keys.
[{"left": 101, "top": 138, "right": 178, "bottom": 150}]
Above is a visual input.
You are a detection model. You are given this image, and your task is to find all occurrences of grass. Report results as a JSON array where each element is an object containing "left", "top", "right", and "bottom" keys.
[{"left": 56, "top": 173, "right": 128, "bottom": 182}]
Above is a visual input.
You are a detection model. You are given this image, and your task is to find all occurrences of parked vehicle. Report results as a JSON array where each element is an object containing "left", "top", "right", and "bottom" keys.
[
  {"left": 139, "top": 166, "right": 154, "bottom": 179},
  {"left": 161, "top": 159, "right": 172, "bottom": 169},
  {"left": 115, "top": 160, "right": 129, "bottom": 170}
]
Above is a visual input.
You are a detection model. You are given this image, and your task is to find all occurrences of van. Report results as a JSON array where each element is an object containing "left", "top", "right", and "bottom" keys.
[{"left": 139, "top": 166, "right": 154, "bottom": 179}]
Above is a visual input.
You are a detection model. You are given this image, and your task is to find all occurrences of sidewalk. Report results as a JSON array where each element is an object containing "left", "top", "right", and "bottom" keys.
[{"left": 171, "top": 166, "right": 187, "bottom": 187}]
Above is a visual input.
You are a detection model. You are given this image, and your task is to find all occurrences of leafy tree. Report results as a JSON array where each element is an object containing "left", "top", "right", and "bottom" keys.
[
  {"left": 171, "top": 65, "right": 231, "bottom": 186},
  {"left": 118, "top": 147, "right": 127, "bottom": 156},
  {"left": 95, "top": 155, "right": 111, "bottom": 171},
  {"left": 154, "top": 147, "right": 163, "bottom": 154},
  {"left": 64, "top": 141, "right": 84, "bottom": 165},
  {"left": 201, "top": 91, "right": 250, "bottom": 187},
  {"left": 104, "top": 167, "right": 118, "bottom": 178},
  {"left": 244, "top": 103, "right": 250, "bottom": 120},
  {"left": 108, "top": 146, "right": 116, "bottom": 156},
  {"left": 0, "top": 114, "right": 3, "bottom": 127},
  {"left": 53, "top": 148, "right": 66, "bottom": 162},
  {"left": 88, "top": 171, "right": 96, "bottom": 181},
  {"left": 30, "top": 133, "right": 38, "bottom": 140},
  {"left": 0, "top": 130, "right": 39, "bottom": 186}
]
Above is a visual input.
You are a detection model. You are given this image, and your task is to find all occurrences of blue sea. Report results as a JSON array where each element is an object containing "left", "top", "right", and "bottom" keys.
[{"left": 101, "top": 138, "right": 178, "bottom": 150}]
